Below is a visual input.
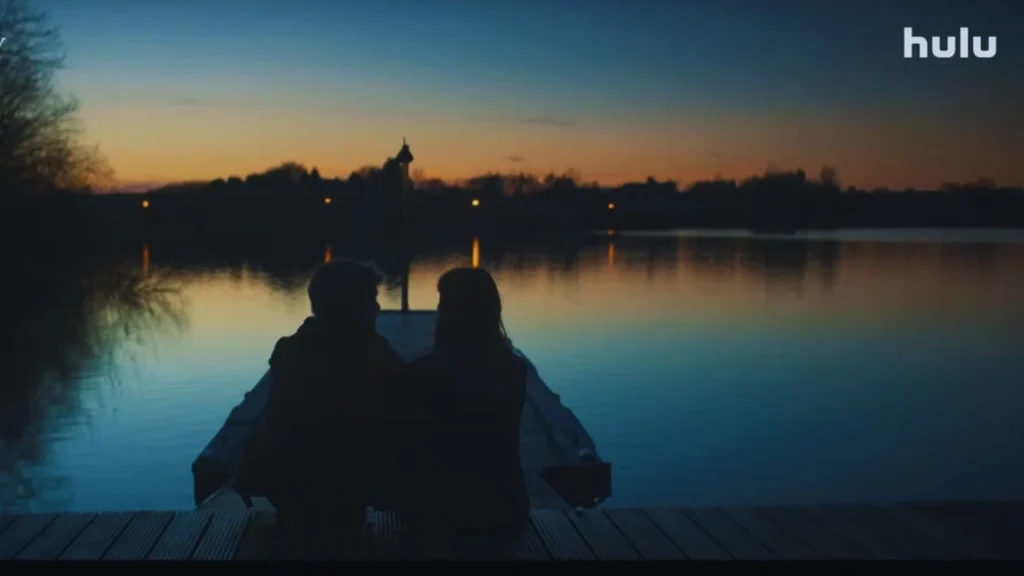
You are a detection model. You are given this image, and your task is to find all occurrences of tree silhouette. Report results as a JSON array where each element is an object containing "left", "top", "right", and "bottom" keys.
[{"left": 0, "top": 0, "right": 112, "bottom": 194}]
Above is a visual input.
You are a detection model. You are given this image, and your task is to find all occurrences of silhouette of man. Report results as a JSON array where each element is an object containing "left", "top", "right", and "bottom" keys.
[{"left": 254, "top": 259, "right": 405, "bottom": 557}]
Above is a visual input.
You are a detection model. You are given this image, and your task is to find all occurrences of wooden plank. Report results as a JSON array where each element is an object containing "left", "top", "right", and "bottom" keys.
[
  {"left": 721, "top": 507, "right": 820, "bottom": 559},
  {"left": 0, "top": 514, "right": 56, "bottom": 559},
  {"left": 369, "top": 510, "right": 408, "bottom": 560},
  {"left": 564, "top": 509, "right": 639, "bottom": 559},
  {"left": 603, "top": 508, "right": 686, "bottom": 560},
  {"left": 191, "top": 510, "right": 251, "bottom": 560},
  {"left": 798, "top": 506, "right": 896, "bottom": 559},
  {"left": 104, "top": 512, "right": 174, "bottom": 560},
  {"left": 269, "top": 512, "right": 371, "bottom": 560},
  {"left": 684, "top": 508, "right": 776, "bottom": 560},
  {"left": 897, "top": 502, "right": 999, "bottom": 557},
  {"left": 234, "top": 510, "right": 276, "bottom": 560},
  {"left": 504, "top": 520, "right": 551, "bottom": 560},
  {"left": 4, "top": 503, "right": 1022, "bottom": 562},
  {"left": 16, "top": 513, "right": 96, "bottom": 560},
  {"left": 912, "top": 503, "right": 1024, "bottom": 560},
  {"left": 520, "top": 383, "right": 570, "bottom": 509},
  {"left": 530, "top": 509, "right": 595, "bottom": 559},
  {"left": 755, "top": 506, "right": 870, "bottom": 559},
  {"left": 875, "top": 505, "right": 989, "bottom": 560},
  {"left": 200, "top": 492, "right": 273, "bottom": 510},
  {"left": 641, "top": 508, "right": 730, "bottom": 560},
  {"left": 60, "top": 513, "right": 134, "bottom": 560},
  {"left": 802, "top": 505, "right": 947, "bottom": 560},
  {"left": 0, "top": 515, "right": 17, "bottom": 533},
  {"left": 523, "top": 358, "right": 599, "bottom": 465},
  {"left": 148, "top": 511, "right": 212, "bottom": 560},
  {"left": 860, "top": 506, "right": 957, "bottom": 560}
]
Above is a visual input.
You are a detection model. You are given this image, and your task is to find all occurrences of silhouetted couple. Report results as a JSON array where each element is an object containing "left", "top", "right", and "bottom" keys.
[{"left": 236, "top": 259, "right": 529, "bottom": 559}]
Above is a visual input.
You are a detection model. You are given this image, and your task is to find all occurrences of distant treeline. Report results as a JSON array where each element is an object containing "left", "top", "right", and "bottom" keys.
[
  {"left": 14, "top": 159, "right": 1024, "bottom": 248},
  {"left": 4, "top": 0, "right": 1023, "bottom": 249}
]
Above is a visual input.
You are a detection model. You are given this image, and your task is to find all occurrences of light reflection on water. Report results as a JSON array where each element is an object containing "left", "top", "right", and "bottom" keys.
[{"left": 2, "top": 229, "right": 1023, "bottom": 512}]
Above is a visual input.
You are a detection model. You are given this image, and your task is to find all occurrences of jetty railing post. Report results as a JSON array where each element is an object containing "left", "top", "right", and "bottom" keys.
[
  {"left": 396, "top": 138, "right": 414, "bottom": 313},
  {"left": 400, "top": 259, "right": 410, "bottom": 312},
  {"left": 400, "top": 196, "right": 409, "bottom": 313}
]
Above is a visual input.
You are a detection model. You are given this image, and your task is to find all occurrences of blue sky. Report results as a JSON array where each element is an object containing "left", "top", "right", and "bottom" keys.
[{"left": 28, "top": 0, "right": 1024, "bottom": 187}]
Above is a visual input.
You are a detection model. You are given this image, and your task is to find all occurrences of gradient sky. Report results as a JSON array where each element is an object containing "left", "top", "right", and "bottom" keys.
[{"left": 33, "top": 0, "right": 1024, "bottom": 188}]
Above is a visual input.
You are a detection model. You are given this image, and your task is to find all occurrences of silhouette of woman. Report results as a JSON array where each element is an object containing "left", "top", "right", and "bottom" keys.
[{"left": 402, "top": 267, "right": 529, "bottom": 558}]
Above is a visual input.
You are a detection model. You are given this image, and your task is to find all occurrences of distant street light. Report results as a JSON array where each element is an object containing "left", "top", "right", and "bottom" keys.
[
  {"left": 141, "top": 199, "right": 150, "bottom": 208},
  {"left": 607, "top": 202, "right": 615, "bottom": 210},
  {"left": 324, "top": 197, "right": 332, "bottom": 204},
  {"left": 471, "top": 199, "right": 480, "bottom": 207}
]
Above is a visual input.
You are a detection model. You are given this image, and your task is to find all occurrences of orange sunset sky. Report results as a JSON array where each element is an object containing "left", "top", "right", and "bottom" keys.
[{"left": 40, "top": 0, "right": 1023, "bottom": 190}]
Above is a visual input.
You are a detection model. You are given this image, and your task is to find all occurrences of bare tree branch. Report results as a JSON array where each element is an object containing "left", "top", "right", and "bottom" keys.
[{"left": 0, "top": 0, "right": 113, "bottom": 193}]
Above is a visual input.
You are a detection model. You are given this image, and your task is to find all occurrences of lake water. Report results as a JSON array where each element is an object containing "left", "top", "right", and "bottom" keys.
[{"left": 2, "top": 229, "right": 1024, "bottom": 513}]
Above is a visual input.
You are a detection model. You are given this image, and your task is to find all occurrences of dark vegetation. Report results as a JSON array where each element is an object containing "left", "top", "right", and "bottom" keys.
[
  {"left": 25, "top": 160, "right": 1024, "bottom": 252},
  {"left": 0, "top": 0, "right": 175, "bottom": 508},
  {"left": 3, "top": 0, "right": 1021, "bottom": 249}
]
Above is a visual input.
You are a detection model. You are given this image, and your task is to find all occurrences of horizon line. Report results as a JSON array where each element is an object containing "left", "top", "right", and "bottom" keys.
[{"left": 109, "top": 169, "right": 1015, "bottom": 194}]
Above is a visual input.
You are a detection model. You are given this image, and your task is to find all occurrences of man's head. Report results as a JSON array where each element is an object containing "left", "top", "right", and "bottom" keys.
[{"left": 307, "top": 259, "right": 382, "bottom": 332}]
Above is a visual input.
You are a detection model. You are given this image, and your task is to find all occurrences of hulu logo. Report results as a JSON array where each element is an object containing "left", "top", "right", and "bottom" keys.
[{"left": 903, "top": 27, "right": 997, "bottom": 59}]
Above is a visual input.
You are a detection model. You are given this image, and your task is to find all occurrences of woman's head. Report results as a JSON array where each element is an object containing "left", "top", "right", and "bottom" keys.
[{"left": 434, "top": 267, "right": 511, "bottom": 353}]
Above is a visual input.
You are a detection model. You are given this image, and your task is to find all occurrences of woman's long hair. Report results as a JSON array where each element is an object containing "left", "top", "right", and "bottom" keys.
[{"left": 433, "top": 267, "right": 513, "bottom": 358}]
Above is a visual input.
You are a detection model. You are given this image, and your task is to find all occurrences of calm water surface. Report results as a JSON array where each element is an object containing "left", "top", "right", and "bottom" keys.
[{"left": 2, "top": 229, "right": 1023, "bottom": 512}]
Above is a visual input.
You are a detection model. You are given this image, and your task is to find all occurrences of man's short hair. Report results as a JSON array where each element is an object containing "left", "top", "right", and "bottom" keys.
[{"left": 307, "top": 259, "right": 382, "bottom": 318}]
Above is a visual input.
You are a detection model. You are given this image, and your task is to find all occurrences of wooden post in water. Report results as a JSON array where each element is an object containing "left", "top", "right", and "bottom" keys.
[{"left": 396, "top": 138, "right": 414, "bottom": 312}]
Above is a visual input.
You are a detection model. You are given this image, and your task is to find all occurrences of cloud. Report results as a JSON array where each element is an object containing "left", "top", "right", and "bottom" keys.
[
  {"left": 506, "top": 155, "right": 526, "bottom": 163},
  {"left": 113, "top": 180, "right": 167, "bottom": 193},
  {"left": 519, "top": 116, "right": 576, "bottom": 128},
  {"left": 708, "top": 150, "right": 724, "bottom": 159}
]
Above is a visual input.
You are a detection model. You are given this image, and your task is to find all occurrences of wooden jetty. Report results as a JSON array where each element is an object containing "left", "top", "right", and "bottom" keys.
[
  {"left": 2, "top": 502, "right": 1022, "bottom": 560},
  {"left": 194, "top": 140, "right": 609, "bottom": 510},
  {"left": 192, "top": 310, "right": 611, "bottom": 511}
]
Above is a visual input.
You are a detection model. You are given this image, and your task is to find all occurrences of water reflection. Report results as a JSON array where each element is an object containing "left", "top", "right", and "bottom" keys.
[
  {"left": 2, "top": 231, "right": 1023, "bottom": 511},
  {"left": 0, "top": 254, "right": 186, "bottom": 511},
  {"left": 135, "top": 244, "right": 419, "bottom": 299}
]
